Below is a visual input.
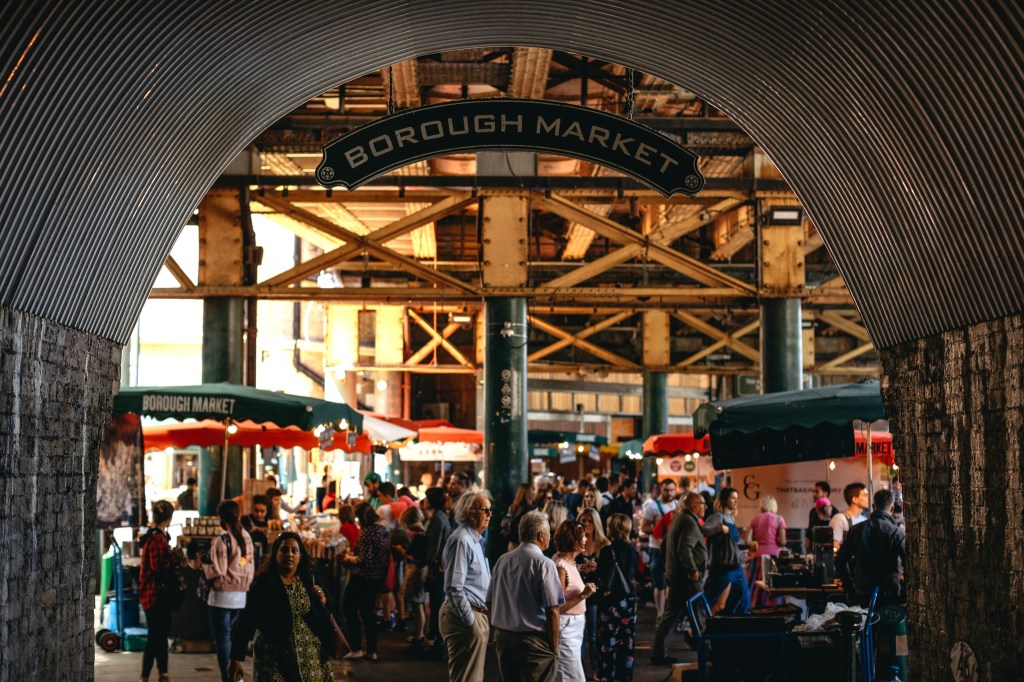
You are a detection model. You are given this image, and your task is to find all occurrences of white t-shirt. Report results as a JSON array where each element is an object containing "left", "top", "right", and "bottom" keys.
[
  {"left": 830, "top": 510, "right": 866, "bottom": 546},
  {"left": 642, "top": 498, "right": 678, "bottom": 549},
  {"left": 208, "top": 588, "right": 247, "bottom": 609}
]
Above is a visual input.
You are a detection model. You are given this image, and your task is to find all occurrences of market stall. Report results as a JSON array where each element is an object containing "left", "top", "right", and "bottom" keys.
[
  {"left": 642, "top": 431, "right": 713, "bottom": 487},
  {"left": 528, "top": 430, "right": 609, "bottom": 480},
  {"left": 112, "top": 382, "right": 364, "bottom": 511},
  {"left": 398, "top": 424, "right": 483, "bottom": 488}
]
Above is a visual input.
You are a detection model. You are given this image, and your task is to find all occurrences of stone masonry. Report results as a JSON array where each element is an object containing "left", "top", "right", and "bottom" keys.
[
  {"left": 881, "top": 312, "right": 1024, "bottom": 680},
  {"left": 0, "top": 306, "right": 121, "bottom": 681}
]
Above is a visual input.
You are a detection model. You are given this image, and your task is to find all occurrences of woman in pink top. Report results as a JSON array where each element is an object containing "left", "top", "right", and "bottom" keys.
[
  {"left": 195, "top": 500, "right": 254, "bottom": 682},
  {"left": 746, "top": 495, "right": 788, "bottom": 557},
  {"left": 745, "top": 495, "right": 787, "bottom": 607},
  {"left": 553, "top": 520, "right": 597, "bottom": 682}
]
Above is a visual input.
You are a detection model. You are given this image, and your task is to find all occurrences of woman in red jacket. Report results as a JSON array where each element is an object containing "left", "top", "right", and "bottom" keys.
[{"left": 139, "top": 500, "right": 177, "bottom": 682}]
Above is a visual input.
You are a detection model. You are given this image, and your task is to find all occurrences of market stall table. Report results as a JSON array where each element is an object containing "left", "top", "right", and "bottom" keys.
[{"left": 754, "top": 579, "right": 846, "bottom": 615}]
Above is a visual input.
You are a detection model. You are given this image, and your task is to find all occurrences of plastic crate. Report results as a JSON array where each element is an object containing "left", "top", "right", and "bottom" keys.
[{"left": 123, "top": 627, "right": 148, "bottom": 652}]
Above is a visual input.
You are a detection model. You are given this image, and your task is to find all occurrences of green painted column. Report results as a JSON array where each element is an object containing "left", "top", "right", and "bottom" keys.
[
  {"left": 641, "top": 371, "right": 669, "bottom": 494},
  {"left": 760, "top": 298, "right": 803, "bottom": 393},
  {"left": 483, "top": 297, "right": 528, "bottom": 564},
  {"left": 199, "top": 297, "right": 244, "bottom": 514}
]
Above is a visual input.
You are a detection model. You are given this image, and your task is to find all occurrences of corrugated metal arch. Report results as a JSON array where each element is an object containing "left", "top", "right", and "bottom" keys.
[{"left": 0, "top": 0, "right": 1022, "bottom": 348}]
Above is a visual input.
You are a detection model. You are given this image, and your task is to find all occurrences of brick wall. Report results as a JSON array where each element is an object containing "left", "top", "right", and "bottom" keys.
[
  {"left": 880, "top": 313, "right": 1024, "bottom": 680},
  {"left": 0, "top": 306, "right": 120, "bottom": 681}
]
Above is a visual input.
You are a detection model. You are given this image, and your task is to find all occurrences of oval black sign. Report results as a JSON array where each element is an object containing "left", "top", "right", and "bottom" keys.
[{"left": 316, "top": 98, "right": 704, "bottom": 197}]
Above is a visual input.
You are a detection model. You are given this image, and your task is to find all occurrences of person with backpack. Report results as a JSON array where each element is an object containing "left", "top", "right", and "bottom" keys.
[
  {"left": 196, "top": 500, "right": 255, "bottom": 682},
  {"left": 139, "top": 500, "right": 182, "bottom": 682}
]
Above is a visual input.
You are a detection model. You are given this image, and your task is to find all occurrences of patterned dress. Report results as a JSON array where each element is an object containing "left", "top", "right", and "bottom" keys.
[
  {"left": 253, "top": 581, "right": 333, "bottom": 682},
  {"left": 595, "top": 541, "right": 637, "bottom": 682}
]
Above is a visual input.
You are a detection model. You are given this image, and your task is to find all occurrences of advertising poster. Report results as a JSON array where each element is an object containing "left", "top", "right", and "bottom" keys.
[
  {"left": 96, "top": 413, "right": 144, "bottom": 528},
  {"left": 730, "top": 457, "right": 889, "bottom": 529}
]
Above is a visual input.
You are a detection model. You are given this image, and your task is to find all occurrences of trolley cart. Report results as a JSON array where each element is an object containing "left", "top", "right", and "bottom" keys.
[
  {"left": 686, "top": 590, "right": 878, "bottom": 682},
  {"left": 95, "top": 537, "right": 126, "bottom": 652}
]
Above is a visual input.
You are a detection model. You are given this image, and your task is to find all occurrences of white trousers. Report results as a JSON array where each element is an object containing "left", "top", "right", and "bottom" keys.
[{"left": 555, "top": 613, "right": 587, "bottom": 682}]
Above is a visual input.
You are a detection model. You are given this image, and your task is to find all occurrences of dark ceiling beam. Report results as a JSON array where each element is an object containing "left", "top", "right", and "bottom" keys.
[
  {"left": 258, "top": 113, "right": 744, "bottom": 133},
  {"left": 218, "top": 175, "right": 790, "bottom": 192}
]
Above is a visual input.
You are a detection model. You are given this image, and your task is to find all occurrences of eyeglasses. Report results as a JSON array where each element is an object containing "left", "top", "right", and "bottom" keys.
[{"left": 471, "top": 507, "right": 493, "bottom": 515}]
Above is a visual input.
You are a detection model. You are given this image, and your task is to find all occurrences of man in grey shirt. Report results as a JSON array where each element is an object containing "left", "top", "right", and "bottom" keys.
[
  {"left": 440, "top": 492, "right": 493, "bottom": 681},
  {"left": 487, "top": 510, "right": 565, "bottom": 682}
]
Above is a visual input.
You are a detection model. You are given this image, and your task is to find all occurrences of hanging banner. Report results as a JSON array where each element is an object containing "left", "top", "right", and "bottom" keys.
[
  {"left": 317, "top": 98, "right": 705, "bottom": 197},
  {"left": 96, "top": 413, "right": 144, "bottom": 528}
]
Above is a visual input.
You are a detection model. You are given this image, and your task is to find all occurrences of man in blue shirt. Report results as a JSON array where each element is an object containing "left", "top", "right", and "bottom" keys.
[
  {"left": 440, "top": 492, "right": 493, "bottom": 681},
  {"left": 487, "top": 510, "right": 565, "bottom": 682}
]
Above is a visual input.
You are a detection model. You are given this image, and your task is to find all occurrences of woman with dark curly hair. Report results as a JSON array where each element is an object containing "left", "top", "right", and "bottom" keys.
[
  {"left": 228, "top": 532, "right": 334, "bottom": 682},
  {"left": 341, "top": 502, "right": 392, "bottom": 660}
]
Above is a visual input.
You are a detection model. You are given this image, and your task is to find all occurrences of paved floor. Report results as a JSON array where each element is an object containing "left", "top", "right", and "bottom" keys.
[{"left": 96, "top": 601, "right": 697, "bottom": 681}]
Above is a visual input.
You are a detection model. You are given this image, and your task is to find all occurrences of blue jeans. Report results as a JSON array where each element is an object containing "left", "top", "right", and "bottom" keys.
[{"left": 208, "top": 605, "right": 241, "bottom": 682}]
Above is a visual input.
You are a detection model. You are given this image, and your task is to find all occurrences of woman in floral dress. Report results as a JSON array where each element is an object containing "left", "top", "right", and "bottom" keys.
[
  {"left": 228, "top": 533, "right": 334, "bottom": 682},
  {"left": 593, "top": 513, "right": 637, "bottom": 682}
]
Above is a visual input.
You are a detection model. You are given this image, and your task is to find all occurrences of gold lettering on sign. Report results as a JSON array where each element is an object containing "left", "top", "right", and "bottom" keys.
[
  {"left": 588, "top": 126, "right": 610, "bottom": 147},
  {"left": 562, "top": 121, "right": 585, "bottom": 142},
  {"left": 421, "top": 120, "right": 444, "bottom": 140},
  {"left": 611, "top": 133, "right": 634, "bottom": 156},
  {"left": 500, "top": 114, "right": 523, "bottom": 133},
  {"left": 345, "top": 147, "right": 368, "bottom": 168},
  {"left": 369, "top": 135, "right": 394, "bottom": 157},
  {"left": 394, "top": 127, "right": 417, "bottom": 147},
  {"left": 537, "top": 116, "right": 561, "bottom": 135},
  {"left": 448, "top": 116, "right": 470, "bottom": 135},
  {"left": 635, "top": 142, "right": 655, "bottom": 166},
  {"left": 474, "top": 115, "right": 496, "bottom": 133}
]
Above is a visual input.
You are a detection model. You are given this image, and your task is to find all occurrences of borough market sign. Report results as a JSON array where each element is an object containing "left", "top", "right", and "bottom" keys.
[{"left": 316, "top": 98, "right": 704, "bottom": 197}]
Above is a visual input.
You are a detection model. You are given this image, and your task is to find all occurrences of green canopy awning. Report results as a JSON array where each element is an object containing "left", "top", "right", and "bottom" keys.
[
  {"left": 693, "top": 380, "right": 884, "bottom": 437},
  {"left": 528, "top": 430, "right": 609, "bottom": 446},
  {"left": 618, "top": 438, "right": 644, "bottom": 459},
  {"left": 112, "top": 382, "right": 363, "bottom": 433}
]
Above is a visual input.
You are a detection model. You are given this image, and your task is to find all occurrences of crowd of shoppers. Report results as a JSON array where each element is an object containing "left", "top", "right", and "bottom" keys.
[{"left": 139, "top": 467, "right": 905, "bottom": 682}]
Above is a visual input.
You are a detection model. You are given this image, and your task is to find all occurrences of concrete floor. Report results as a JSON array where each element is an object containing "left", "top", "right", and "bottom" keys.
[{"left": 95, "top": 600, "right": 697, "bottom": 681}]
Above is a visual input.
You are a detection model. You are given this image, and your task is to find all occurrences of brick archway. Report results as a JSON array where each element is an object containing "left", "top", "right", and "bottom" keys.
[{"left": 1, "top": 1, "right": 1022, "bottom": 678}]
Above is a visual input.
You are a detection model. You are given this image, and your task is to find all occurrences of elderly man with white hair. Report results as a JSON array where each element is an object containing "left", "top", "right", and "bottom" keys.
[
  {"left": 440, "top": 491, "right": 493, "bottom": 681},
  {"left": 487, "top": 510, "right": 565, "bottom": 682}
]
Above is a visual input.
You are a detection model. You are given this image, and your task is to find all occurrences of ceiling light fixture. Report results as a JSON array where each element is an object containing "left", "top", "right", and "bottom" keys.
[{"left": 767, "top": 206, "right": 804, "bottom": 225}]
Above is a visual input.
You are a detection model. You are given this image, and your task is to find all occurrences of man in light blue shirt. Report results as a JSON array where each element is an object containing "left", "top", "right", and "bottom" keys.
[
  {"left": 440, "top": 492, "right": 493, "bottom": 681},
  {"left": 487, "top": 510, "right": 565, "bottom": 682}
]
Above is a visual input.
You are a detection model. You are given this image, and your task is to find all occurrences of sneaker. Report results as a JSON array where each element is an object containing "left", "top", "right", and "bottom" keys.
[
  {"left": 343, "top": 650, "right": 364, "bottom": 660},
  {"left": 396, "top": 618, "right": 408, "bottom": 632},
  {"left": 366, "top": 652, "right": 379, "bottom": 661},
  {"left": 650, "top": 655, "right": 679, "bottom": 665}
]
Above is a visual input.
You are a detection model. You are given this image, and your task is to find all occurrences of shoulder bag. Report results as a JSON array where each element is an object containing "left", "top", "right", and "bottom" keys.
[{"left": 599, "top": 549, "right": 630, "bottom": 600}]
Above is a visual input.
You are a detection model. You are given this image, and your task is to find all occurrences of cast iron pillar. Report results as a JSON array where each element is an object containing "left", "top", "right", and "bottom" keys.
[
  {"left": 641, "top": 310, "right": 671, "bottom": 493},
  {"left": 198, "top": 189, "right": 246, "bottom": 514},
  {"left": 758, "top": 197, "right": 806, "bottom": 394},
  {"left": 641, "top": 371, "right": 669, "bottom": 491},
  {"left": 483, "top": 297, "right": 528, "bottom": 563},
  {"left": 760, "top": 298, "right": 803, "bottom": 393}
]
